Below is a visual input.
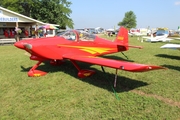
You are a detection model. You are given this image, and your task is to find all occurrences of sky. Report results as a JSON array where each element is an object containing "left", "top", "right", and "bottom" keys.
[{"left": 69, "top": 0, "right": 180, "bottom": 30}]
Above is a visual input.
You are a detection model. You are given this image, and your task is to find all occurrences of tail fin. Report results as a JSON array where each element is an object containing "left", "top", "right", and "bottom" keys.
[{"left": 114, "top": 27, "right": 129, "bottom": 51}]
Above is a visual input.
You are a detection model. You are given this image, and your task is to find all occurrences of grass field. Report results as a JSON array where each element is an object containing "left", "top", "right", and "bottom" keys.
[{"left": 0, "top": 36, "right": 180, "bottom": 119}]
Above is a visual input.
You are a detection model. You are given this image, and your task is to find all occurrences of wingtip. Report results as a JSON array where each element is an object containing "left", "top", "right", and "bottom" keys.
[
  {"left": 127, "top": 65, "right": 167, "bottom": 72},
  {"left": 148, "top": 66, "right": 167, "bottom": 70}
]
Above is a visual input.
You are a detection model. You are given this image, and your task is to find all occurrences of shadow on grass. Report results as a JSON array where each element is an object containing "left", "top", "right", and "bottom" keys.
[
  {"left": 161, "top": 65, "right": 180, "bottom": 71},
  {"left": 155, "top": 54, "right": 180, "bottom": 60},
  {"left": 20, "top": 60, "right": 148, "bottom": 93},
  {"left": 166, "top": 40, "right": 180, "bottom": 44},
  {"left": 102, "top": 54, "right": 134, "bottom": 62}
]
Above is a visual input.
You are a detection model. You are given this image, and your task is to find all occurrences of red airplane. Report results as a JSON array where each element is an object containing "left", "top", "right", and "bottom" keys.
[{"left": 14, "top": 27, "right": 165, "bottom": 86}]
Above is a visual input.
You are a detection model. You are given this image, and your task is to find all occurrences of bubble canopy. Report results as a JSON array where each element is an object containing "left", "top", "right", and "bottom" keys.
[{"left": 56, "top": 30, "right": 96, "bottom": 41}]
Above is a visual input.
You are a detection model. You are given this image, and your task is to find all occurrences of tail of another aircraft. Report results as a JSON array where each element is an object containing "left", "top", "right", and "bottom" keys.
[{"left": 114, "top": 27, "right": 129, "bottom": 51}]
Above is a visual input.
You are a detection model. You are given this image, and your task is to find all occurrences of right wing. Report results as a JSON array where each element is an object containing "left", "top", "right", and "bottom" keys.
[
  {"left": 63, "top": 54, "right": 165, "bottom": 72},
  {"left": 160, "top": 44, "right": 180, "bottom": 50}
]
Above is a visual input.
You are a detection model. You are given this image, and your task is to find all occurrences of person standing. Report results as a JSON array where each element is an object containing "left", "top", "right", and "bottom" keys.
[
  {"left": 24, "top": 29, "right": 29, "bottom": 38},
  {"left": 4, "top": 29, "right": 9, "bottom": 38}
]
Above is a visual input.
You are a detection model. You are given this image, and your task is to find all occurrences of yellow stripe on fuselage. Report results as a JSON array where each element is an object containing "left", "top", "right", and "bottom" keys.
[{"left": 58, "top": 45, "right": 115, "bottom": 54}]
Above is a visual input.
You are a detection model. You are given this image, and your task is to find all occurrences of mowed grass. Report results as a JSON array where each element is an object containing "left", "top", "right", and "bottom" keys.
[{"left": 0, "top": 36, "right": 180, "bottom": 119}]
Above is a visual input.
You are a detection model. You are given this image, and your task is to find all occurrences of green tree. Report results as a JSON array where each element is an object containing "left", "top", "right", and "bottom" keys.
[
  {"left": 30, "top": 0, "right": 74, "bottom": 29},
  {"left": 0, "top": 0, "right": 20, "bottom": 12},
  {"left": 118, "top": 11, "right": 137, "bottom": 30},
  {"left": 0, "top": 0, "right": 74, "bottom": 29}
]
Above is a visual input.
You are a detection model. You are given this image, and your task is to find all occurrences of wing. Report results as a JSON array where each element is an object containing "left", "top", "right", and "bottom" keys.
[
  {"left": 142, "top": 36, "right": 151, "bottom": 39},
  {"left": 158, "top": 38, "right": 174, "bottom": 42},
  {"left": 63, "top": 55, "right": 165, "bottom": 72},
  {"left": 142, "top": 36, "right": 154, "bottom": 42},
  {"left": 160, "top": 44, "right": 180, "bottom": 50}
]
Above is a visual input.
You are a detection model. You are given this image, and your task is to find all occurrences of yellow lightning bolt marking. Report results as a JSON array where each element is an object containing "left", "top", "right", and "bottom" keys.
[
  {"left": 58, "top": 45, "right": 115, "bottom": 54},
  {"left": 81, "top": 47, "right": 113, "bottom": 54}
]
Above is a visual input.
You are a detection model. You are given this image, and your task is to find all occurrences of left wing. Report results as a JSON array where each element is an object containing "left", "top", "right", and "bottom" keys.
[
  {"left": 63, "top": 55, "right": 165, "bottom": 72},
  {"left": 158, "top": 38, "right": 174, "bottom": 42}
]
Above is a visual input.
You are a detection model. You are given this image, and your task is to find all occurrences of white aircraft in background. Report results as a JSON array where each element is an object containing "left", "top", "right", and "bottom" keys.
[
  {"left": 160, "top": 44, "right": 180, "bottom": 50},
  {"left": 128, "top": 28, "right": 149, "bottom": 41},
  {"left": 129, "top": 32, "right": 144, "bottom": 36},
  {"left": 128, "top": 28, "right": 146, "bottom": 37},
  {"left": 142, "top": 28, "right": 174, "bottom": 42}
]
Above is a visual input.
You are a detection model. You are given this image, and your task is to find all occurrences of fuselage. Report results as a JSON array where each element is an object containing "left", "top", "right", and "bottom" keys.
[{"left": 14, "top": 36, "right": 120, "bottom": 61}]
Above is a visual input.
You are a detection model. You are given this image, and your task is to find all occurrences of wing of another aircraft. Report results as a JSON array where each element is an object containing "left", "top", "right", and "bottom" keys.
[
  {"left": 142, "top": 36, "right": 151, "bottom": 39},
  {"left": 157, "top": 38, "right": 174, "bottom": 42},
  {"left": 63, "top": 54, "right": 164, "bottom": 72},
  {"left": 142, "top": 36, "right": 174, "bottom": 42},
  {"left": 160, "top": 44, "right": 180, "bottom": 50}
]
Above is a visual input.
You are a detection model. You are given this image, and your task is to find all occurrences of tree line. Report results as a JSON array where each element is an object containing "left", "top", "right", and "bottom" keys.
[
  {"left": 0, "top": 0, "right": 137, "bottom": 30},
  {"left": 0, "top": 0, "right": 74, "bottom": 29},
  {"left": 118, "top": 11, "right": 137, "bottom": 30}
]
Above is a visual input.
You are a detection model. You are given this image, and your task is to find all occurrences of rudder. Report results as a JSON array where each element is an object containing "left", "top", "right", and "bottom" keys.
[{"left": 114, "top": 27, "right": 129, "bottom": 51}]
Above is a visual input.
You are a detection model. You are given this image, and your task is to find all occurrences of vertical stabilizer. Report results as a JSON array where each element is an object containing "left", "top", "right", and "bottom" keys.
[{"left": 114, "top": 27, "right": 129, "bottom": 51}]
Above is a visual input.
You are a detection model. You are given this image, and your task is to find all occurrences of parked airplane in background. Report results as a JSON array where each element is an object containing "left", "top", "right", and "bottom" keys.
[
  {"left": 106, "top": 28, "right": 116, "bottom": 33},
  {"left": 142, "top": 28, "right": 173, "bottom": 42},
  {"left": 95, "top": 27, "right": 104, "bottom": 34},
  {"left": 84, "top": 28, "right": 98, "bottom": 34},
  {"left": 129, "top": 32, "right": 143, "bottom": 37},
  {"left": 14, "top": 27, "right": 165, "bottom": 87},
  {"left": 129, "top": 28, "right": 148, "bottom": 37}
]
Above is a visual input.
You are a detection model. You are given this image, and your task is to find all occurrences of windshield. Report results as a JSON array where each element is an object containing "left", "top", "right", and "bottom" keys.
[
  {"left": 156, "top": 30, "right": 169, "bottom": 36},
  {"left": 78, "top": 31, "right": 96, "bottom": 41},
  {"left": 57, "top": 30, "right": 76, "bottom": 40},
  {"left": 56, "top": 30, "right": 96, "bottom": 41}
]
